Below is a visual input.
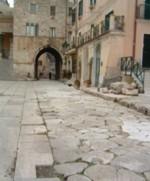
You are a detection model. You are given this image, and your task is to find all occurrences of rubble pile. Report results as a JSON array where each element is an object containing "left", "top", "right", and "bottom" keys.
[{"left": 99, "top": 82, "right": 139, "bottom": 96}]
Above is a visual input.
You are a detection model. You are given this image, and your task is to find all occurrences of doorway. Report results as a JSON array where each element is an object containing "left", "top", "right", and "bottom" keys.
[
  {"left": 94, "top": 44, "right": 100, "bottom": 86},
  {"left": 142, "top": 34, "right": 150, "bottom": 68},
  {"left": 34, "top": 46, "right": 62, "bottom": 80}
]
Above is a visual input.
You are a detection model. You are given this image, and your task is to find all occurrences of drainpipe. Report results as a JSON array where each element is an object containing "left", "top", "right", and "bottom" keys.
[
  {"left": 65, "top": 0, "right": 68, "bottom": 42},
  {"left": 75, "top": 0, "right": 78, "bottom": 47},
  {"left": 133, "top": 0, "right": 138, "bottom": 59}
]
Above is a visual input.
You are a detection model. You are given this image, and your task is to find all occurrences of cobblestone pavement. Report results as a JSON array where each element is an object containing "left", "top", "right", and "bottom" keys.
[{"left": 0, "top": 81, "right": 150, "bottom": 181}]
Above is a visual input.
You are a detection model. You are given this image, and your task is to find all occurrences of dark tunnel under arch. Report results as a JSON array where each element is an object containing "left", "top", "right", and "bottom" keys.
[{"left": 34, "top": 46, "right": 63, "bottom": 80}]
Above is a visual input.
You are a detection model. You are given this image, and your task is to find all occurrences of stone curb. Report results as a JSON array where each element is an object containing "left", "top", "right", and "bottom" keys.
[{"left": 81, "top": 88, "right": 150, "bottom": 117}]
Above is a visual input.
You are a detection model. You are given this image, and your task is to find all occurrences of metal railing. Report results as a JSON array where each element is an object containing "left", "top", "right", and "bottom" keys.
[
  {"left": 132, "top": 63, "right": 145, "bottom": 85},
  {"left": 121, "top": 57, "right": 134, "bottom": 75},
  {"left": 78, "top": 15, "right": 124, "bottom": 46},
  {"left": 66, "top": 15, "right": 124, "bottom": 51},
  {"left": 121, "top": 56, "right": 145, "bottom": 87}
]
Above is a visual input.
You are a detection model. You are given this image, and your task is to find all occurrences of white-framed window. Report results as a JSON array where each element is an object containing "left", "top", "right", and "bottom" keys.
[
  {"left": 49, "top": 27, "right": 56, "bottom": 37},
  {"left": 30, "top": 3, "right": 36, "bottom": 14},
  {"left": 26, "top": 23, "right": 38, "bottom": 36}
]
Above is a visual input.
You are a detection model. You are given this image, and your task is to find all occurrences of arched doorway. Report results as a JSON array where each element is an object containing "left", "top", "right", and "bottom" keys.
[
  {"left": 34, "top": 46, "right": 63, "bottom": 80},
  {"left": 94, "top": 44, "right": 100, "bottom": 87}
]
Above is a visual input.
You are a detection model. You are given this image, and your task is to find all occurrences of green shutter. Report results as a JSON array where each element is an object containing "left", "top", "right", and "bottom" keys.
[
  {"left": 145, "top": 0, "right": 150, "bottom": 19},
  {"left": 105, "top": 11, "right": 113, "bottom": 31},
  {"left": 90, "top": 0, "right": 96, "bottom": 5},
  {"left": 72, "top": 8, "right": 76, "bottom": 23},
  {"left": 79, "top": 0, "right": 83, "bottom": 16}
]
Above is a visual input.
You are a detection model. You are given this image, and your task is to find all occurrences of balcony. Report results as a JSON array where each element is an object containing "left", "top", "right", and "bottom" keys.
[
  {"left": 78, "top": 15, "right": 124, "bottom": 46},
  {"left": 65, "top": 15, "right": 124, "bottom": 53},
  {"left": 137, "top": 3, "right": 150, "bottom": 20}
]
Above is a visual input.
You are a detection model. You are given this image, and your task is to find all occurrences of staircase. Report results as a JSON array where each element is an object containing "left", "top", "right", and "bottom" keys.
[
  {"left": 0, "top": 58, "right": 20, "bottom": 81},
  {"left": 121, "top": 56, "right": 145, "bottom": 93}
]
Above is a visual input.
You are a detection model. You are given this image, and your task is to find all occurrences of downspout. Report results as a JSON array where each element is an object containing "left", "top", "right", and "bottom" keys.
[
  {"left": 65, "top": 0, "right": 68, "bottom": 42},
  {"left": 75, "top": 0, "right": 78, "bottom": 78},
  {"left": 133, "top": 0, "right": 138, "bottom": 58}
]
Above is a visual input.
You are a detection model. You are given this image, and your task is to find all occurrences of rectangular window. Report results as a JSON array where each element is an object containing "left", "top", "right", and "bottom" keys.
[
  {"left": 30, "top": 4, "right": 36, "bottom": 14},
  {"left": 105, "top": 11, "right": 113, "bottom": 31},
  {"left": 49, "top": 27, "right": 56, "bottom": 37},
  {"left": 90, "top": 0, "right": 96, "bottom": 5},
  {"left": 26, "top": 24, "right": 38, "bottom": 36},
  {"left": 72, "top": 8, "right": 76, "bottom": 24},
  {"left": 68, "top": 31, "right": 72, "bottom": 42},
  {"left": 68, "top": 7, "right": 72, "bottom": 16},
  {"left": 145, "top": 0, "right": 150, "bottom": 19},
  {"left": 50, "top": 6, "right": 56, "bottom": 16},
  {"left": 79, "top": 0, "right": 83, "bottom": 16}
]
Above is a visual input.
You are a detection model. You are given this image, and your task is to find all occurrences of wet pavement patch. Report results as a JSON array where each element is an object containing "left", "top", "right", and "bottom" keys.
[{"left": 36, "top": 165, "right": 63, "bottom": 179}]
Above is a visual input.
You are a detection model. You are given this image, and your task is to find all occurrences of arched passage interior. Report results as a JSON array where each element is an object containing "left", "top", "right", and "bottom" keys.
[{"left": 34, "top": 46, "right": 62, "bottom": 80}]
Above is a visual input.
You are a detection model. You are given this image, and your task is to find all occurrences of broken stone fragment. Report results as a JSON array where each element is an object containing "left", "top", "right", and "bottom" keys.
[{"left": 122, "top": 88, "right": 138, "bottom": 96}]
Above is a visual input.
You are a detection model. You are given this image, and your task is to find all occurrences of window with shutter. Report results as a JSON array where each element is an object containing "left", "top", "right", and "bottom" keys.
[
  {"left": 79, "top": 0, "right": 83, "bottom": 16},
  {"left": 145, "top": 0, "right": 150, "bottom": 19}
]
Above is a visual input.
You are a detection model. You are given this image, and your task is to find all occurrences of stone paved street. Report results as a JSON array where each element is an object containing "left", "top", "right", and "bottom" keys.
[{"left": 0, "top": 80, "right": 150, "bottom": 181}]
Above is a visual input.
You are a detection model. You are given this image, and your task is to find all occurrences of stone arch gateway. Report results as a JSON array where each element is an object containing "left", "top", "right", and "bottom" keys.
[{"left": 34, "top": 45, "right": 63, "bottom": 80}]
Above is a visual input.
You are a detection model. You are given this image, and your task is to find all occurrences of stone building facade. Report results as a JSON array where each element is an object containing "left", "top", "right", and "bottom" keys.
[
  {"left": 0, "top": 0, "right": 13, "bottom": 59},
  {"left": 66, "top": 0, "right": 150, "bottom": 88},
  {"left": 13, "top": 0, "right": 73, "bottom": 79}
]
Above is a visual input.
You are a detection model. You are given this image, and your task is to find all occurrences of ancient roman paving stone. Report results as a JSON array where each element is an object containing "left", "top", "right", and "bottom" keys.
[
  {"left": 84, "top": 164, "right": 118, "bottom": 181},
  {"left": 110, "top": 145, "right": 150, "bottom": 156},
  {"left": 54, "top": 162, "right": 88, "bottom": 177},
  {"left": 89, "top": 139, "right": 118, "bottom": 151},
  {"left": 110, "top": 137, "right": 140, "bottom": 146},
  {"left": 81, "top": 150, "right": 114, "bottom": 164},
  {"left": 67, "top": 174, "right": 91, "bottom": 181},
  {"left": 111, "top": 153, "right": 150, "bottom": 173},
  {"left": 117, "top": 169, "right": 145, "bottom": 181},
  {"left": 79, "top": 128, "right": 109, "bottom": 140},
  {"left": 50, "top": 136, "right": 80, "bottom": 150},
  {"left": 52, "top": 148, "right": 81, "bottom": 164}
]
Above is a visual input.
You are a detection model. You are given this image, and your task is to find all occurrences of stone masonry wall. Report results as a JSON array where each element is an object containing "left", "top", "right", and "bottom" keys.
[{"left": 13, "top": 0, "right": 68, "bottom": 78}]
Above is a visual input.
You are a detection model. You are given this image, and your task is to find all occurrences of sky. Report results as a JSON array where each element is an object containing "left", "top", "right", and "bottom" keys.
[{"left": 7, "top": 0, "right": 14, "bottom": 7}]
